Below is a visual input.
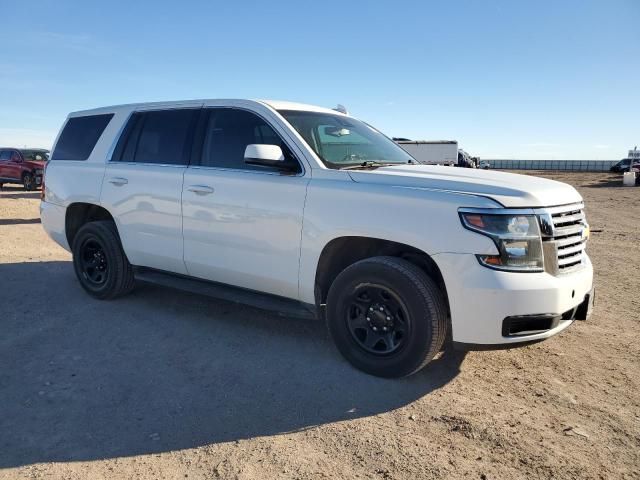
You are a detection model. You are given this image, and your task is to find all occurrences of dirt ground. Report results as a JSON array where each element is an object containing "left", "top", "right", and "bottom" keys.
[{"left": 0, "top": 171, "right": 638, "bottom": 480}]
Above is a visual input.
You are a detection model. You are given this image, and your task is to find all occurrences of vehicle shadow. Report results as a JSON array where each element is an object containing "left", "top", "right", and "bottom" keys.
[
  {"left": 583, "top": 175, "right": 635, "bottom": 188},
  {"left": 0, "top": 218, "right": 41, "bottom": 225},
  {"left": 0, "top": 188, "right": 41, "bottom": 199},
  {"left": 0, "top": 261, "right": 465, "bottom": 468}
]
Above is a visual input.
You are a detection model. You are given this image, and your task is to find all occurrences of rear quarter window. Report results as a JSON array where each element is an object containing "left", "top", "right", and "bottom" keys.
[{"left": 51, "top": 113, "right": 114, "bottom": 161}]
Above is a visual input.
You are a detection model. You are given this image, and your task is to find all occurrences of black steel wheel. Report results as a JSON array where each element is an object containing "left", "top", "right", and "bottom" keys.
[
  {"left": 79, "top": 238, "right": 109, "bottom": 286},
  {"left": 72, "top": 221, "right": 135, "bottom": 299},
  {"left": 345, "top": 284, "right": 410, "bottom": 355},
  {"left": 326, "top": 256, "right": 448, "bottom": 378}
]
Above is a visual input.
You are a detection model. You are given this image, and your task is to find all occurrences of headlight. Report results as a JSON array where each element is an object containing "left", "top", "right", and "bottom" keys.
[
  {"left": 459, "top": 210, "right": 544, "bottom": 272},
  {"left": 35, "top": 169, "right": 44, "bottom": 175}
]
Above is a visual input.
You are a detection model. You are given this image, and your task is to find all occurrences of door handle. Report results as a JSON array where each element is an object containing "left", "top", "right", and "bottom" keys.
[
  {"left": 187, "top": 185, "right": 215, "bottom": 195},
  {"left": 108, "top": 177, "right": 128, "bottom": 186}
]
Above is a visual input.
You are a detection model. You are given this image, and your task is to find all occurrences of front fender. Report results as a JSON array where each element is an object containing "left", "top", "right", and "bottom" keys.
[{"left": 297, "top": 174, "right": 499, "bottom": 303}]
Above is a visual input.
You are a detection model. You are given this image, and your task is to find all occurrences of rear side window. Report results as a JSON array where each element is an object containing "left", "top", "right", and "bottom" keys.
[
  {"left": 113, "top": 109, "right": 198, "bottom": 165},
  {"left": 198, "top": 108, "right": 299, "bottom": 171},
  {"left": 0, "top": 150, "right": 10, "bottom": 161},
  {"left": 51, "top": 114, "right": 114, "bottom": 161}
]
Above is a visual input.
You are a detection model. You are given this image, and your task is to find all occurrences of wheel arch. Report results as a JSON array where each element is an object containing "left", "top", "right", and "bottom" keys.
[
  {"left": 314, "top": 236, "right": 449, "bottom": 313},
  {"left": 65, "top": 202, "right": 117, "bottom": 248}
]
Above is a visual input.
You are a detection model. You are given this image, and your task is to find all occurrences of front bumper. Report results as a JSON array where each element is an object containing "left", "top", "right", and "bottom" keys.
[{"left": 433, "top": 252, "right": 593, "bottom": 346}]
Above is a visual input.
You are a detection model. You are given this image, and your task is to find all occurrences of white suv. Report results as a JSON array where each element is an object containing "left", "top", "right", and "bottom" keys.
[{"left": 41, "top": 99, "right": 594, "bottom": 377}]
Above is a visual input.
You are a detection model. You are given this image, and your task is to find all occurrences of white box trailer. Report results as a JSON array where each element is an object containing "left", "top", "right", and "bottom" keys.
[{"left": 395, "top": 140, "right": 458, "bottom": 165}]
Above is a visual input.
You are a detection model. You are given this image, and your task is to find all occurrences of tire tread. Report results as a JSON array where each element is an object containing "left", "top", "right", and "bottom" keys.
[
  {"left": 327, "top": 255, "right": 448, "bottom": 377},
  {"left": 369, "top": 256, "right": 448, "bottom": 376}
]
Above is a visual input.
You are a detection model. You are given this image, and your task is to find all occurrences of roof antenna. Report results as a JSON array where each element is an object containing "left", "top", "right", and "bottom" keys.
[{"left": 333, "top": 104, "right": 348, "bottom": 115}]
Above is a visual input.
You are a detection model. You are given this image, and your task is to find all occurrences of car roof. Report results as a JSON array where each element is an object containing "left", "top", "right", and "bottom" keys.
[
  {"left": 259, "top": 100, "right": 340, "bottom": 114},
  {"left": 67, "top": 99, "right": 343, "bottom": 118},
  {"left": 0, "top": 146, "right": 45, "bottom": 150},
  {"left": 0, "top": 147, "right": 49, "bottom": 153}
]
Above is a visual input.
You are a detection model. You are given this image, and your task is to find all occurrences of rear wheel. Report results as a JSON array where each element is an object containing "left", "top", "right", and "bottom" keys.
[
  {"left": 22, "top": 173, "right": 35, "bottom": 191},
  {"left": 72, "top": 221, "right": 135, "bottom": 299},
  {"left": 326, "top": 256, "right": 447, "bottom": 378}
]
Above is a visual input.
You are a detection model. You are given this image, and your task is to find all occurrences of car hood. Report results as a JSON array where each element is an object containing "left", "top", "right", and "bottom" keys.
[
  {"left": 347, "top": 165, "right": 583, "bottom": 208},
  {"left": 25, "top": 160, "right": 46, "bottom": 169}
]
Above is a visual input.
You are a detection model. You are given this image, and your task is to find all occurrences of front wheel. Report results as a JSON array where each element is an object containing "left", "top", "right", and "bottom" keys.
[
  {"left": 326, "top": 256, "right": 448, "bottom": 378},
  {"left": 22, "top": 173, "right": 35, "bottom": 191},
  {"left": 72, "top": 221, "right": 135, "bottom": 300}
]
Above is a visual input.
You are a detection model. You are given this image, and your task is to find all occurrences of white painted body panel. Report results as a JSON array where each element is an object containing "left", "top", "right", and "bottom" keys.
[
  {"left": 100, "top": 163, "right": 188, "bottom": 274},
  {"left": 43, "top": 161, "right": 108, "bottom": 208},
  {"left": 182, "top": 166, "right": 309, "bottom": 299},
  {"left": 434, "top": 253, "right": 593, "bottom": 344},
  {"left": 40, "top": 201, "right": 69, "bottom": 251},
  {"left": 41, "top": 98, "right": 593, "bottom": 347},
  {"left": 297, "top": 168, "right": 500, "bottom": 304},
  {"left": 348, "top": 165, "right": 584, "bottom": 208}
]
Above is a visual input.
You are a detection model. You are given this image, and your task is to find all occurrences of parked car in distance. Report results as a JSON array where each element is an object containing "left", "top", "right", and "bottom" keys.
[
  {"left": 479, "top": 160, "right": 491, "bottom": 169},
  {"left": 612, "top": 148, "right": 640, "bottom": 172},
  {"left": 41, "top": 99, "right": 594, "bottom": 378},
  {"left": 0, "top": 148, "right": 48, "bottom": 190},
  {"left": 610, "top": 159, "right": 627, "bottom": 172},
  {"left": 610, "top": 158, "right": 638, "bottom": 172}
]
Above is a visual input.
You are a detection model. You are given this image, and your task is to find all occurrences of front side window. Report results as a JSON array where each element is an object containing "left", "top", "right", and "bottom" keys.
[
  {"left": 278, "top": 110, "right": 413, "bottom": 169},
  {"left": 198, "top": 108, "right": 299, "bottom": 172},
  {"left": 51, "top": 114, "right": 113, "bottom": 161},
  {"left": 113, "top": 109, "right": 198, "bottom": 165}
]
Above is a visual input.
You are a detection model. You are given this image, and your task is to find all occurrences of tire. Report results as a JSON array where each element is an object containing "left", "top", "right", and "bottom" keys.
[
  {"left": 326, "top": 256, "right": 447, "bottom": 378},
  {"left": 72, "top": 220, "right": 135, "bottom": 300},
  {"left": 22, "top": 173, "right": 35, "bottom": 191}
]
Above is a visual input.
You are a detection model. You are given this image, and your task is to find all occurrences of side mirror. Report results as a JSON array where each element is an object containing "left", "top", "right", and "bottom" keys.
[{"left": 244, "top": 144, "right": 295, "bottom": 171}]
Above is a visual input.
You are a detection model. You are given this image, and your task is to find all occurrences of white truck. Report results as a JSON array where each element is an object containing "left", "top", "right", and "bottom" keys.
[
  {"left": 40, "top": 99, "right": 594, "bottom": 378},
  {"left": 394, "top": 140, "right": 458, "bottom": 165}
]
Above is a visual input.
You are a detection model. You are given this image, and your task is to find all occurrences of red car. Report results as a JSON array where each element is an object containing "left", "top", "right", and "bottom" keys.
[{"left": 0, "top": 148, "right": 48, "bottom": 190}]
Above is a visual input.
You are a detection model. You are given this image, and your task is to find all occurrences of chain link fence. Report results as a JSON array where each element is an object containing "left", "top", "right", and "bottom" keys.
[{"left": 488, "top": 160, "right": 618, "bottom": 172}]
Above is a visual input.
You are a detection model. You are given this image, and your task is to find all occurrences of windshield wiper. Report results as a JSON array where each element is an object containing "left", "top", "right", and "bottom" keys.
[{"left": 340, "top": 161, "right": 397, "bottom": 170}]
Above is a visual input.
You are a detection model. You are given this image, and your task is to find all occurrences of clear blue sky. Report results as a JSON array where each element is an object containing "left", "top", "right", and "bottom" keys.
[{"left": 1, "top": 0, "right": 638, "bottom": 159}]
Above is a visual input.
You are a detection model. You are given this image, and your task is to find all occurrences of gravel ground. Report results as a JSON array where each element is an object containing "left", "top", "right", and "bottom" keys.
[{"left": 0, "top": 171, "right": 638, "bottom": 480}]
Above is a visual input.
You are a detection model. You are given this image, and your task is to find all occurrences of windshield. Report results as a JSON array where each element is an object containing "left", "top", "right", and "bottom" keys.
[
  {"left": 20, "top": 149, "right": 49, "bottom": 161},
  {"left": 278, "top": 110, "right": 414, "bottom": 169}
]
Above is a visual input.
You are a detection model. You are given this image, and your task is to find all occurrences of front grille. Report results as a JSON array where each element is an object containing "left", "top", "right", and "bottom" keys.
[{"left": 537, "top": 203, "right": 588, "bottom": 275}]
